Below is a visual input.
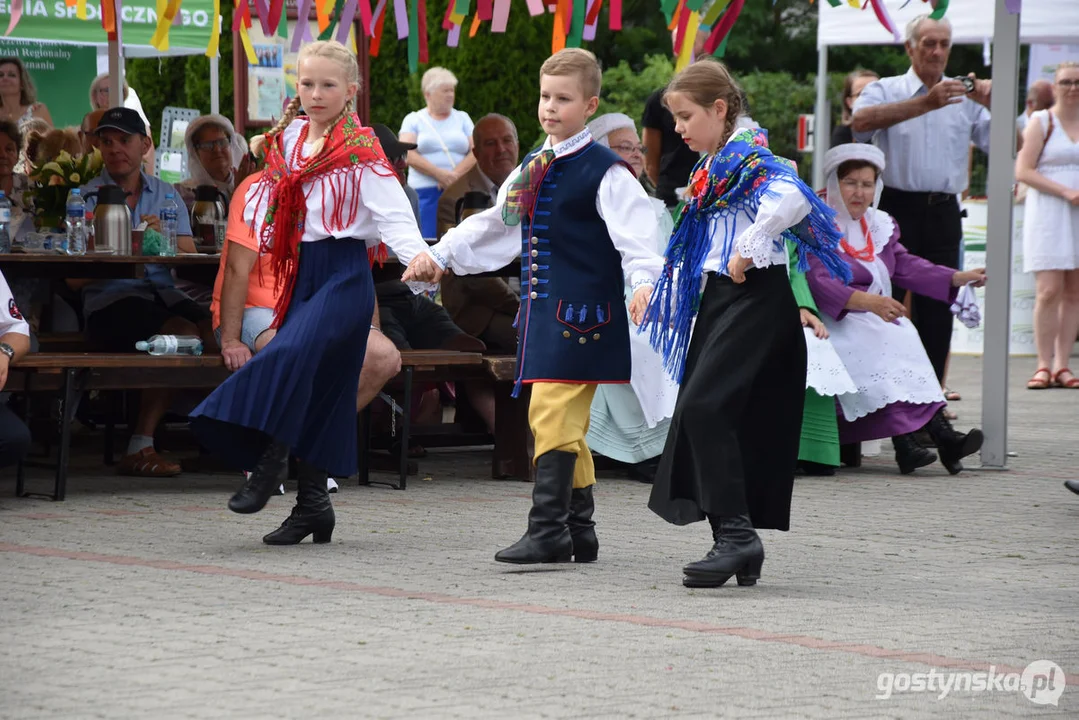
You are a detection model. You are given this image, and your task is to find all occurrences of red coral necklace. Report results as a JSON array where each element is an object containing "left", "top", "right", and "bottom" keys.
[{"left": 840, "top": 216, "right": 875, "bottom": 262}]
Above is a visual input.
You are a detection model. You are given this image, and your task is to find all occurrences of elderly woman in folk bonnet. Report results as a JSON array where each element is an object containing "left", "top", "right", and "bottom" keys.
[
  {"left": 398, "top": 67, "right": 476, "bottom": 238},
  {"left": 807, "top": 143, "right": 986, "bottom": 476},
  {"left": 177, "top": 114, "right": 252, "bottom": 212},
  {"left": 583, "top": 112, "right": 676, "bottom": 482}
]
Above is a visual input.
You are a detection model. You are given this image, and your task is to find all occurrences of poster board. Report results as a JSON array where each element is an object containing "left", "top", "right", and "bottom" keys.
[
  {"left": 245, "top": 26, "right": 295, "bottom": 125},
  {"left": 0, "top": 40, "right": 98, "bottom": 128}
]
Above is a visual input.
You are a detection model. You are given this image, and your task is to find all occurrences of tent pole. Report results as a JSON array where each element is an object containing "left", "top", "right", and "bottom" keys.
[
  {"left": 107, "top": 41, "right": 122, "bottom": 107},
  {"left": 812, "top": 45, "right": 829, "bottom": 191},
  {"left": 980, "top": 0, "right": 1021, "bottom": 468},
  {"left": 210, "top": 56, "right": 220, "bottom": 115}
]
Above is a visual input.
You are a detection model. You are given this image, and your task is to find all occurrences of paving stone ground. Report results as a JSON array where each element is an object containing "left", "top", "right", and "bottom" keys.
[{"left": 1, "top": 356, "right": 1076, "bottom": 719}]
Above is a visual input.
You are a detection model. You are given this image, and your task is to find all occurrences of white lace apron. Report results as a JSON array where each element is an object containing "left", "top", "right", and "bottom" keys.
[{"left": 823, "top": 210, "right": 945, "bottom": 421}]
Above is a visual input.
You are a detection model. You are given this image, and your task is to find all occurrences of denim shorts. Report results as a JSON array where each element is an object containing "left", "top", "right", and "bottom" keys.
[{"left": 214, "top": 306, "right": 276, "bottom": 352}]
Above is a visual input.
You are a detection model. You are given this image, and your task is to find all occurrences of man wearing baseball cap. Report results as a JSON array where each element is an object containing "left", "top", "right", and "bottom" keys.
[{"left": 71, "top": 107, "right": 214, "bottom": 478}]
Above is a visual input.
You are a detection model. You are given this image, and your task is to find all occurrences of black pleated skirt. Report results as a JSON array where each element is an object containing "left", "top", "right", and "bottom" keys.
[
  {"left": 190, "top": 238, "right": 374, "bottom": 477},
  {"left": 648, "top": 265, "right": 806, "bottom": 531}
]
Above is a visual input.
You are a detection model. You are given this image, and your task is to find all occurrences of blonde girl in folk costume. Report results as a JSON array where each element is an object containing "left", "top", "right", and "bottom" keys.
[
  {"left": 190, "top": 41, "right": 431, "bottom": 545},
  {"left": 639, "top": 60, "right": 851, "bottom": 589}
]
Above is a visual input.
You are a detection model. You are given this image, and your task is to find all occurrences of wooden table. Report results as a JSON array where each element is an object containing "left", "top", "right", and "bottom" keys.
[{"left": 0, "top": 253, "right": 222, "bottom": 283}]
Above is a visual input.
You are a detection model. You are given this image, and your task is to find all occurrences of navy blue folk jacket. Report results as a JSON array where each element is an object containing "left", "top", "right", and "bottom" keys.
[{"left": 513, "top": 142, "right": 633, "bottom": 391}]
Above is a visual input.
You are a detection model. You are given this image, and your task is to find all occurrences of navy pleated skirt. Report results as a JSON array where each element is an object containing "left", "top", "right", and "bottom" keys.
[{"left": 190, "top": 238, "right": 374, "bottom": 478}]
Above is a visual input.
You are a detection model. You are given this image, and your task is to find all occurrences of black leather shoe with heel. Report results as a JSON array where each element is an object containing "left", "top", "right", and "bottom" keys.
[
  {"left": 893, "top": 433, "right": 938, "bottom": 475},
  {"left": 263, "top": 460, "right": 335, "bottom": 545},
  {"left": 682, "top": 514, "right": 765, "bottom": 588},
  {"left": 228, "top": 440, "right": 290, "bottom": 514},
  {"left": 925, "top": 410, "right": 983, "bottom": 475}
]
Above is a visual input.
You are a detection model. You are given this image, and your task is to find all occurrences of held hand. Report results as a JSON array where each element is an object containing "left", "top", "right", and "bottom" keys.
[
  {"left": 402, "top": 252, "right": 444, "bottom": 284},
  {"left": 221, "top": 339, "right": 253, "bottom": 372},
  {"left": 727, "top": 252, "right": 753, "bottom": 284},
  {"left": 1066, "top": 189, "right": 1079, "bottom": 207},
  {"left": 869, "top": 295, "right": 908, "bottom": 323},
  {"left": 0, "top": 355, "right": 8, "bottom": 392},
  {"left": 953, "top": 268, "right": 987, "bottom": 288},
  {"left": 140, "top": 214, "right": 162, "bottom": 233},
  {"left": 800, "top": 308, "right": 829, "bottom": 339},
  {"left": 629, "top": 285, "right": 653, "bottom": 326},
  {"left": 926, "top": 79, "right": 969, "bottom": 110}
]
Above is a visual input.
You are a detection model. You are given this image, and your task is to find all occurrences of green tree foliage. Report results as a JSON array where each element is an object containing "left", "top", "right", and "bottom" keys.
[
  {"left": 126, "top": 3, "right": 235, "bottom": 143},
  {"left": 369, "top": 0, "right": 556, "bottom": 149},
  {"left": 122, "top": 0, "right": 997, "bottom": 177}
]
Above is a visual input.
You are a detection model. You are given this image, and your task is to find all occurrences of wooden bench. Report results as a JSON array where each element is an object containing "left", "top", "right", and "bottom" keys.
[
  {"left": 8, "top": 349, "right": 505, "bottom": 499},
  {"left": 357, "top": 349, "right": 485, "bottom": 490},
  {"left": 484, "top": 356, "right": 534, "bottom": 482},
  {"left": 8, "top": 353, "right": 231, "bottom": 501}
]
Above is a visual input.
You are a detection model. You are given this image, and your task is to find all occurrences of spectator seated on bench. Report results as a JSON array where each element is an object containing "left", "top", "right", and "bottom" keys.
[
  {"left": 73, "top": 108, "right": 216, "bottom": 478},
  {"left": 0, "top": 270, "right": 32, "bottom": 470},
  {"left": 436, "top": 113, "right": 521, "bottom": 357},
  {"left": 213, "top": 173, "right": 403, "bottom": 482},
  {"left": 370, "top": 123, "right": 491, "bottom": 430}
]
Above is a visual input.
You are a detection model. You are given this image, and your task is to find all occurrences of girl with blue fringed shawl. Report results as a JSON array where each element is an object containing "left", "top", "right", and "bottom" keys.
[{"left": 640, "top": 59, "right": 851, "bottom": 591}]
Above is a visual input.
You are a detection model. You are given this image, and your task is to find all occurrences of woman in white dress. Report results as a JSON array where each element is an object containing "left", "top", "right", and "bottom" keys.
[
  {"left": 1017, "top": 61, "right": 1079, "bottom": 390},
  {"left": 583, "top": 113, "right": 677, "bottom": 479}
]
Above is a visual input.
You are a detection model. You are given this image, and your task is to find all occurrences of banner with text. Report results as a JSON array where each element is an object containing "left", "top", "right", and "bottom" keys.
[{"left": 0, "top": 0, "right": 214, "bottom": 49}]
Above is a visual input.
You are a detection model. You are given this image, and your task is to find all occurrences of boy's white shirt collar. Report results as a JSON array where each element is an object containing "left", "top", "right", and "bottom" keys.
[{"left": 541, "top": 127, "right": 593, "bottom": 157}]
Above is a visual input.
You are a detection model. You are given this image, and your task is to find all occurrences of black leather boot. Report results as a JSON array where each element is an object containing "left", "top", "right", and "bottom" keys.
[
  {"left": 228, "top": 440, "right": 290, "bottom": 514},
  {"left": 495, "top": 450, "right": 574, "bottom": 564},
  {"left": 568, "top": 485, "right": 598, "bottom": 563},
  {"left": 263, "top": 461, "right": 335, "bottom": 545},
  {"left": 683, "top": 514, "right": 765, "bottom": 588},
  {"left": 925, "top": 409, "right": 983, "bottom": 475},
  {"left": 893, "top": 433, "right": 938, "bottom": 474}
]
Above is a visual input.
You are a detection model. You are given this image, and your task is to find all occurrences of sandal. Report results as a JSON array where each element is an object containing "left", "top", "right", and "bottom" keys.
[
  {"left": 118, "top": 447, "right": 182, "bottom": 477},
  {"left": 1027, "top": 368, "right": 1052, "bottom": 390},
  {"left": 1053, "top": 368, "right": 1079, "bottom": 389},
  {"left": 943, "top": 387, "right": 961, "bottom": 401},
  {"left": 942, "top": 408, "right": 958, "bottom": 421}
]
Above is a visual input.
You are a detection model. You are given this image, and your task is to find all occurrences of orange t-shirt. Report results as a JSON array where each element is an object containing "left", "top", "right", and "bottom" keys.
[{"left": 210, "top": 173, "right": 280, "bottom": 329}]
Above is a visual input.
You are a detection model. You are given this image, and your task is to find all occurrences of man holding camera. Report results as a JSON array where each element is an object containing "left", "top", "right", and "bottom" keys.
[{"left": 851, "top": 14, "right": 991, "bottom": 383}]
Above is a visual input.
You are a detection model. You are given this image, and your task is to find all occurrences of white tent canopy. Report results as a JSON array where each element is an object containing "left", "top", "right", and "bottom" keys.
[{"left": 817, "top": 0, "right": 1079, "bottom": 47}]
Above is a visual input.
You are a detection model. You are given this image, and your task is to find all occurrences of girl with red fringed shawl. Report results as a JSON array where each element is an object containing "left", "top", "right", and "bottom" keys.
[{"left": 190, "top": 41, "right": 431, "bottom": 547}]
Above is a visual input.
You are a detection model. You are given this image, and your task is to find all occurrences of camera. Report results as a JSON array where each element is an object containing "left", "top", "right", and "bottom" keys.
[{"left": 953, "top": 76, "right": 976, "bottom": 93}]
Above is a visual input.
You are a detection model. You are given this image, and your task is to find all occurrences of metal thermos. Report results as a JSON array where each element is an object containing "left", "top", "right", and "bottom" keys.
[
  {"left": 190, "top": 185, "right": 229, "bottom": 251},
  {"left": 86, "top": 184, "right": 132, "bottom": 255}
]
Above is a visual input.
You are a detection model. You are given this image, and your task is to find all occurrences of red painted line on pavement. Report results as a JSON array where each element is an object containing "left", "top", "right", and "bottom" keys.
[{"left": 0, "top": 541, "right": 1074, "bottom": 683}]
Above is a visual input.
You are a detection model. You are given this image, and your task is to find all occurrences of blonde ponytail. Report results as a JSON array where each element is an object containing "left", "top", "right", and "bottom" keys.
[{"left": 250, "top": 95, "right": 302, "bottom": 157}]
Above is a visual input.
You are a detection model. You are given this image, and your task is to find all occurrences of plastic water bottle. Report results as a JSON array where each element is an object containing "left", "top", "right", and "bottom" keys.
[
  {"left": 160, "top": 193, "right": 179, "bottom": 256},
  {"left": 135, "top": 334, "right": 203, "bottom": 356},
  {"left": 64, "top": 188, "right": 87, "bottom": 256},
  {"left": 0, "top": 191, "right": 11, "bottom": 253}
]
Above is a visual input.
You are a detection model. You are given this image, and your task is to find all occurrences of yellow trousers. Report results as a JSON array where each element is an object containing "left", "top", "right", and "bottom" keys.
[{"left": 528, "top": 382, "right": 598, "bottom": 489}]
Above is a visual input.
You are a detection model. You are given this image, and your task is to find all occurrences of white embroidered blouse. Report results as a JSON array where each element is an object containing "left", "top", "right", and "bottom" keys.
[
  {"left": 701, "top": 130, "right": 813, "bottom": 276},
  {"left": 425, "top": 128, "right": 663, "bottom": 290},
  {"left": 242, "top": 119, "right": 429, "bottom": 265}
]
